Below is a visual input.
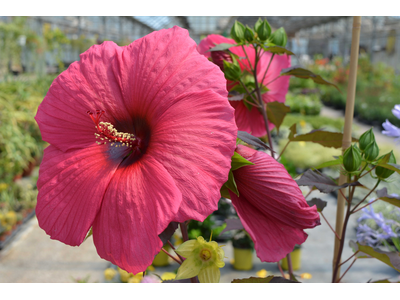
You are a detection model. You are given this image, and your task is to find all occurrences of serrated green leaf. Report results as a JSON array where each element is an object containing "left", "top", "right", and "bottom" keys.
[
  {"left": 263, "top": 45, "right": 294, "bottom": 55},
  {"left": 208, "top": 43, "right": 237, "bottom": 52},
  {"left": 290, "top": 129, "right": 358, "bottom": 149},
  {"left": 266, "top": 101, "right": 291, "bottom": 134},
  {"left": 376, "top": 188, "right": 400, "bottom": 209},
  {"left": 280, "top": 66, "right": 340, "bottom": 91},
  {"left": 231, "top": 151, "right": 254, "bottom": 171},
  {"left": 313, "top": 157, "right": 343, "bottom": 169},
  {"left": 223, "top": 170, "right": 239, "bottom": 196},
  {"left": 356, "top": 242, "right": 400, "bottom": 272},
  {"left": 288, "top": 123, "right": 297, "bottom": 140},
  {"left": 306, "top": 198, "right": 327, "bottom": 212}
]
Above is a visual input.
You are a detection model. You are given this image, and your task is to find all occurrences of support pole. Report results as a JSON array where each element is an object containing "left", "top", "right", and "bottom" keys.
[{"left": 332, "top": 16, "right": 361, "bottom": 283}]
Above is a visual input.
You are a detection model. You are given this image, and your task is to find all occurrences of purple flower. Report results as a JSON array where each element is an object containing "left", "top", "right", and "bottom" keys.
[
  {"left": 382, "top": 104, "right": 400, "bottom": 143},
  {"left": 392, "top": 104, "right": 400, "bottom": 119},
  {"left": 141, "top": 275, "right": 161, "bottom": 283},
  {"left": 382, "top": 120, "right": 400, "bottom": 143}
]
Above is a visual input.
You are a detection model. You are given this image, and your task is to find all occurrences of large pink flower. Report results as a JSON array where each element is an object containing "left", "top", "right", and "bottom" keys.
[
  {"left": 197, "top": 34, "right": 291, "bottom": 137},
  {"left": 35, "top": 26, "right": 237, "bottom": 274},
  {"left": 229, "top": 145, "right": 320, "bottom": 262}
]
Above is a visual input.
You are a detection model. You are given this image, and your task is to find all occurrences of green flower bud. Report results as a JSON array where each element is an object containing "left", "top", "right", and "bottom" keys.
[
  {"left": 230, "top": 21, "right": 246, "bottom": 43},
  {"left": 244, "top": 26, "right": 255, "bottom": 43},
  {"left": 270, "top": 27, "right": 287, "bottom": 47},
  {"left": 363, "top": 140, "right": 379, "bottom": 161},
  {"left": 256, "top": 20, "right": 271, "bottom": 41},
  {"left": 343, "top": 144, "right": 362, "bottom": 173},
  {"left": 223, "top": 60, "right": 242, "bottom": 81},
  {"left": 376, "top": 151, "right": 397, "bottom": 179},
  {"left": 254, "top": 18, "right": 263, "bottom": 32},
  {"left": 359, "top": 128, "right": 375, "bottom": 151}
]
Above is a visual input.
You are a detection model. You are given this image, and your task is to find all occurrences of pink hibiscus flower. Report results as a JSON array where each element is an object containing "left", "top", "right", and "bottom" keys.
[
  {"left": 35, "top": 26, "right": 237, "bottom": 274},
  {"left": 197, "top": 34, "right": 291, "bottom": 137},
  {"left": 229, "top": 145, "right": 320, "bottom": 262}
]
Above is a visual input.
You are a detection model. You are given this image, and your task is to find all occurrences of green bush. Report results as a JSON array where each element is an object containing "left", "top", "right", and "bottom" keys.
[{"left": 286, "top": 92, "right": 322, "bottom": 115}]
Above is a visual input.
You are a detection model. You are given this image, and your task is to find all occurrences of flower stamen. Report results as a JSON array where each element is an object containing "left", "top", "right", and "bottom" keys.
[{"left": 87, "top": 110, "right": 140, "bottom": 149}]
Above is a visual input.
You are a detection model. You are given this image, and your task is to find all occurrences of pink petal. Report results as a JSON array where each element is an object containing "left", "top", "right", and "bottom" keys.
[
  {"left": 258, "top": 53, "right": 291, "bottom": 104},
  {"left": 92, "top": 155, "right": 182, "bottom": 274},
  {"left": 197, "top": 34, "right": 235, "bottom": 58},
  {"left": 36, "top": 145, "right": 121, "bottom": 246},
  {"left": 230, "top": 145, "right": 320, "bottom": 262},
  {"left": 117, "top": 26, "right": 227, "bottom": 120},
  {"left": 149, "top": 90, "right": 237, "bottom": 221},
  {"left": 35, "top": 42, "right": 132, "bottom": 152},
  {"left": 229, "top": 101, "right": 273, "bottom": 137}
]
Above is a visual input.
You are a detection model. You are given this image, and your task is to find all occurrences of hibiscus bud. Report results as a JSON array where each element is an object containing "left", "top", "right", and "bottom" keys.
[
  {"left": 363, "top": 140, "right": 379, "bottom": 161},
  {"left": 255, "top": 20, "right": 271, "bottom": 41},
  {"left": 223, "top": 60, "right": 242, "bottom": 81},
  {"left": 343, "top": 144, "right": 362, "bottom": 173},
  {"left": 376, "top": 151, "right": 397, "bottom": 179},
  {"left": 359, "top": 128, "right": 375, "bottom": 151},
  {"left": 210, "top": 50, "right": 232, "bottom": 71},
  {"left": 270, "top": 27, "right": 287, "bottom": 47},
  {"left": 231, "top": 21, "right": 246, "bottom": 43},
  {"left": 244, "top": 26, "right": 255, "bottom": 42}
]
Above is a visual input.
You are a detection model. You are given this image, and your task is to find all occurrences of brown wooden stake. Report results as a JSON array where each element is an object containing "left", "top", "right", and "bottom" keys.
[{"left": 332, "top": 16, "right": 361, "bottom": 283}]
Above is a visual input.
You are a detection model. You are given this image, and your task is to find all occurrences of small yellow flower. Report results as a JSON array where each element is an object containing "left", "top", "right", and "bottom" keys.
[
  {"left": 147, "top": 265, "right": 155, "bottom": 272},
  {"left": 174, "top": 236, "right": 225, "bottom": 283},
  {"left": 256, "top": 269, "right": 268, "bottom": 278},
  {"left": 128, "top": 272, "right": 143, "bottom": 283},
  {"left": 0, "top": 183, "right": 8, "bottom": 192},
  {"left": 5, "top": 211, "right": 17, "bottom": 226},
  {"left": 118, "top": 267, "right": 132, "bottom": 283},
  {"left": 161, "top": 272, "right": 176, "bottom": 281},
  {"left": 300, "top": 273, "right": 312, "bottom": 279},
  {"left": 299, "top": 120, "right": 307, "bottom": 128},
  {"left": 104, "top": 268, "right": 117, "bottom": 281},
  {"left": 298, "top": 141, "right": 306, "bottom": 147}
]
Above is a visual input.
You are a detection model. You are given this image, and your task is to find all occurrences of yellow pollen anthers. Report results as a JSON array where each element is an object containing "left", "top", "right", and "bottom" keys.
[
  {"left": 94, "top": 121, "right": 136, "bottom": 148},
  {"left": 87, "top": 110, "right": 137, "bottom": 148}
]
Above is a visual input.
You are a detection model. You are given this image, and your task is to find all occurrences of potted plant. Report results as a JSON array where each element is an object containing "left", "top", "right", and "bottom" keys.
[
  {"left": 280, "top": 244, "right": 302, "bottom": 271},
  {"left": 231, "top": 230, "right": 254, "bottom": 271}
]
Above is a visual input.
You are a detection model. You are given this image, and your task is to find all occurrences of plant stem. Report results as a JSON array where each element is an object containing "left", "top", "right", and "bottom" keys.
[
  {"left": 332, "top": 177, "right": 356, "bottom": 282},
  {"left": 277, "top": 262, "right": 285, "bottom": 277},
  {"left": 351, "top": 179, "right": 381, "bottom": 213},
  {"left": 358, "top": 165, "right": 377, "bottom": 179},
  {"left": 161, "top": 247, "right": 182, "bottom": 265},
  {"left": 260, "top": 53, "right": 275, "bottom": 85},
  {"left": 286, "top": 252, "right": 294, "bottom": 279},
  {"left": 321, "top": 211, "right": 341, "bottom": 241},
  {"left": 168, "top": 240, "right": 185, "bottom": 263},
  {"left": 241, "top": 45, "right": 254, "bottom": 73},
  {"left": 352, "top": 199, "right": 378, "bottom": 214},
  {"left": 339, "top": 251, "right": 359, "bottom": 267},
  {"left": 238, "top": 79, "right": 260, "bottom": 106},
  {"left": 337, "top": 257, "right": 357, "bottom": 283},
  {"left": 263, "top": 75, "right": 281, "bottom": 87},
  {"left": 253, "top": 46, "right": 275, "bottom": 159},
  {"left": 277, "top": 140, "right": 291, "bottom": 160}
]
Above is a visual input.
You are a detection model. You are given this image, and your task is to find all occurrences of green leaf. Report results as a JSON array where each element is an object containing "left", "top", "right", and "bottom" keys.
[
  {"left": 208, "top": 43, "right": 237, "bottom": 52},
  {"left": 84, "top": 227, "right": 93, "bottom": 242},
  {"left": 223, "top": 170, "right": 239, "bottom": 196},
  {"left": 231, "top": 151, "right": 254, "bottom": 171},
  {"left": 375, "top": 162, "right": 400, "bottom": 174},
  {"left": 237, "top": 131, "right": 273, "bottom": 152},
  {"left": 231, "top": 276, "right": 298, "bottom": 283},
  {"left": 288, "top": 123, "right": 297, "bottom": 140},
  {"left": 280, "top": 66, "right": 340, "bottom": 92},
  {"left": 306, "top": 198, "right": 327, "bottom": 212},
  {"left": 313, "top": 157, "right": 343, "bottom": 169},
  {"left": 290, "top": 129, "right": 358, "bottom": 149},
  {"left": 266, "top": 101, "right": 291, "bottom": 134},
  {"left": 263, "top": 45, "right": 294, "bottom": 55},
  {"left": 296, "top": 169, "right": 362, "bottom": 193},
  {"left": 376, "top": 188, "right": 400, "bottom": 208},
  {"left": 355, "top": 242, "right": 400, "bottom": 272},
  {"left": 220, "top": 186, "right": 230, "bottom": 199}
]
